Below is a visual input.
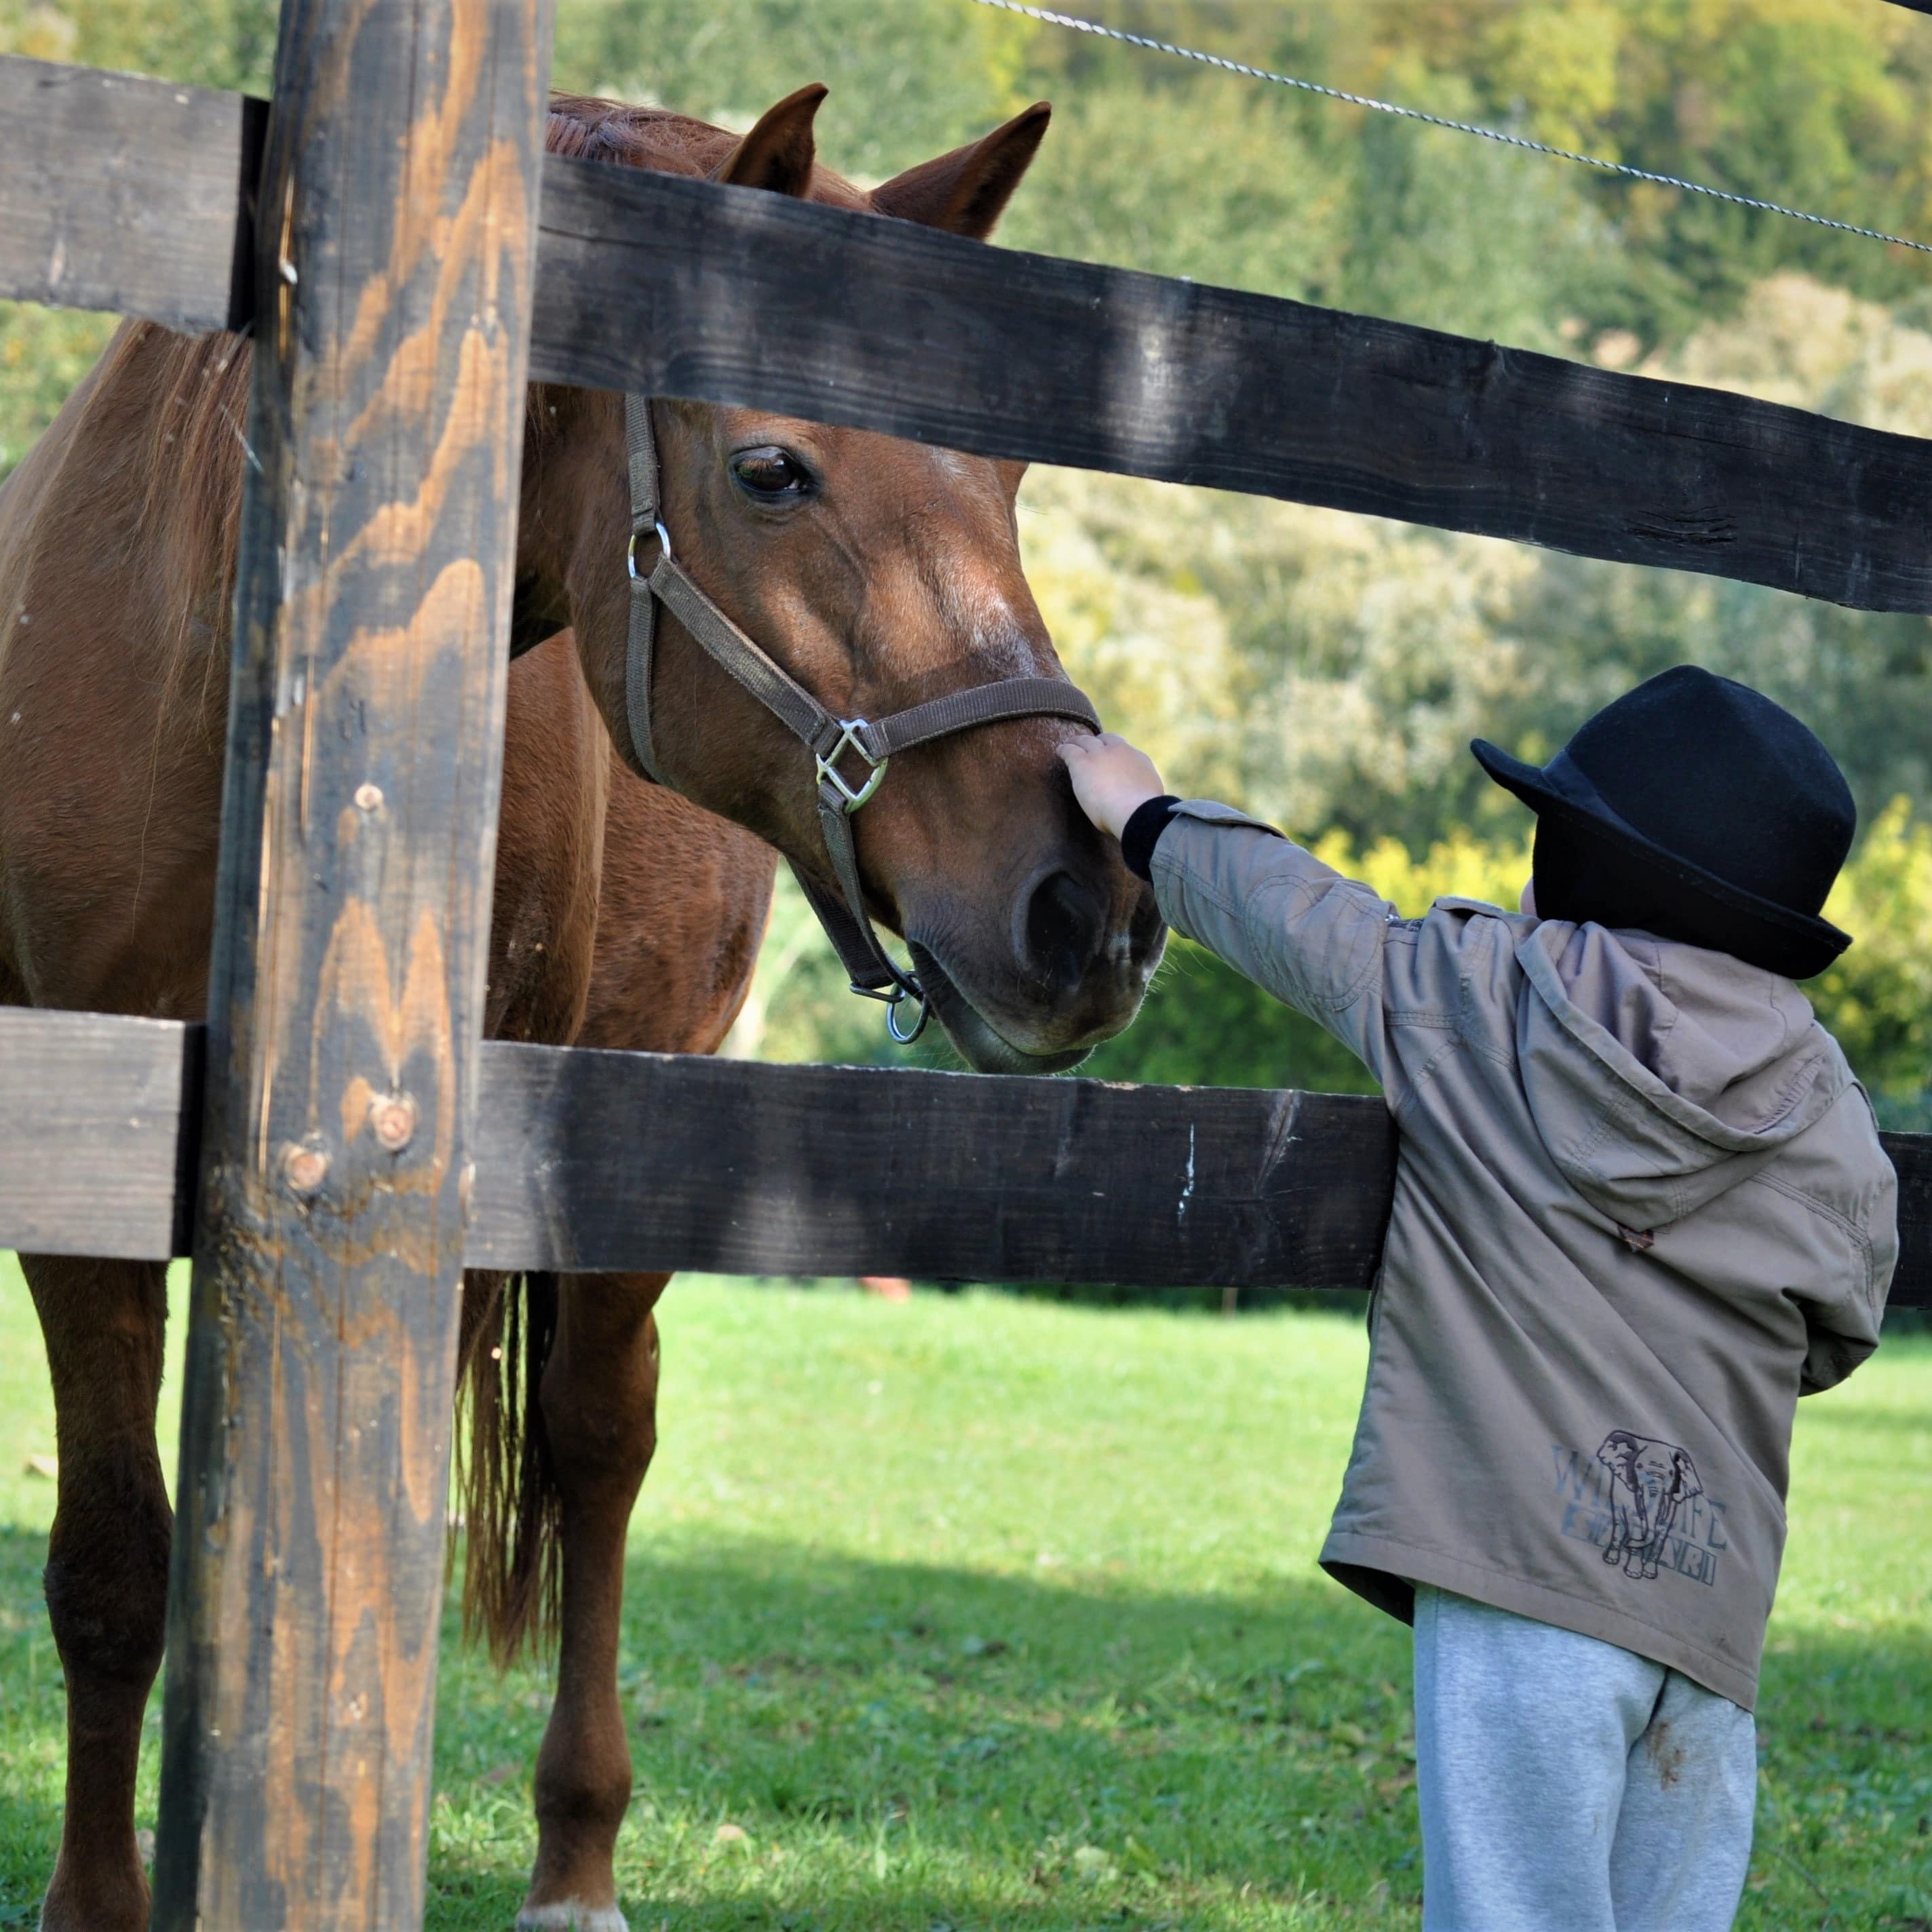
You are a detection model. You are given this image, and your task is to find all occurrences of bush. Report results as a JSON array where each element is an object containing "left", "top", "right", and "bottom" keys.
[{"left": 1815, "top": 797, "right": 1932, "bottom": 1127}]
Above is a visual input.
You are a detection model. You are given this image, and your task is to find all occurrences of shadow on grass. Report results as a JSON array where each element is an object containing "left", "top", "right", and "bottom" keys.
[
  {"left": 0, "top": 1526, "right": 60, "bottom": 1929},
  {"left": 0, "top": 1797, "right": 56, "bottom": 1932},
  {"left": 429, "top": 1538, "right": 1423, "bottom": 1930},
  {"left": 3, "top": 1518, "right": 1927, "bottom": 1931},
  {"left": 421, "top": 1539, "right": 1932, "bottom": 1931}
]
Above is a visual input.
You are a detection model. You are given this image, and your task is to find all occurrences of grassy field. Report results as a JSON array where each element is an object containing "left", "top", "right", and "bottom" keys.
[{"left": 0, "top": 1259, "right": 1927, "bottom": 1930}]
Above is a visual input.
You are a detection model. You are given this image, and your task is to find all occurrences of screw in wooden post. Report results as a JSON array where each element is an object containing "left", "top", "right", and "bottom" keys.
[
  {"left": 368, "top": 1091, "right": 417, "bottom": 1152},
  {"left": 282, "top": 1143, "right": 328, "bottom": 1194}
]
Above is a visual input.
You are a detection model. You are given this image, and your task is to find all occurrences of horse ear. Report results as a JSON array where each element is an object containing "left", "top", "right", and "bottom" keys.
[
  {"left": 872, "top": 101, "right": 1051, "bottom": 239},
  {"left": 710, "top": 83, "right": 828, "bottom": 197}
]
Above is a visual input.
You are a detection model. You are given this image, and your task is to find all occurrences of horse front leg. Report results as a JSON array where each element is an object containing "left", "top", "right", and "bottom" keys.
[
  {"left": 20, "top": 1253, "right": 172, "bottom": 1932},
  {"left": 517, "top": 1271, "right": 668, "bottom": 1932}
]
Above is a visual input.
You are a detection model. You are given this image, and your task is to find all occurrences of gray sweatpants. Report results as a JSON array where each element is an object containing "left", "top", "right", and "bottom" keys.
[{"left": 1412, "top": 1586, "right": 1757, "bottom": 1932}]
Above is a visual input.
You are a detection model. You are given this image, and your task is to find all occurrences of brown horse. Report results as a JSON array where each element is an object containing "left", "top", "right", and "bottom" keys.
[{"left": 0, "top": 85, "right": 1162, "bottom": 1931}]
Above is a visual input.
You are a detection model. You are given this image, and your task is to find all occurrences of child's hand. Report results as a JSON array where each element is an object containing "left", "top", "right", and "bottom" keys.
[{"left": 1058, "top": 732, "right": 1166, "bottom": 841}]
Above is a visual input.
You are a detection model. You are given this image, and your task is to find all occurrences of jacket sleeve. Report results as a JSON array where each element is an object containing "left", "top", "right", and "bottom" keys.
[
  {"left": 1148, "top": 800, "right": 1403, "bottom": 1086},
  {"left": 1798, "top": 1100, "right": 1899, "bottom": 1397}
]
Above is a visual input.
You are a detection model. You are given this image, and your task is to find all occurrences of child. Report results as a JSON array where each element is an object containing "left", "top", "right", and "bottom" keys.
[{"left": 1058, "top": 665, "right": 1897, "bottom": 1932}]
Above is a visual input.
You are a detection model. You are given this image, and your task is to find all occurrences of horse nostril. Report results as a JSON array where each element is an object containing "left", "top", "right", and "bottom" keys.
[{"left": 1022, "top": 868, "right": 1102, "bottom": 994}]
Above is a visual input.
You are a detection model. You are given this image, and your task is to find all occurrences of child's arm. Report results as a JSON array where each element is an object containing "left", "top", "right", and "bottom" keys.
[
  {"left": 1060, "top": 733, "right": 1405, "bottom": 1084},
  {"left": 1796, "top": 1126, "right": 1898, "bottom": 1395}
]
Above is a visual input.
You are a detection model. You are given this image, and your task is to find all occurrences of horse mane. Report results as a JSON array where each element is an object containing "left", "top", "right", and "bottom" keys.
[
  {"left": 544, "top": 90, "right": 869, "bottom": 201},
  {"left": 39, "top": 322, "right": 258, "bottom": 736},
  {"left": 545, "top": 94, "right": 739, "bottom": 176}
]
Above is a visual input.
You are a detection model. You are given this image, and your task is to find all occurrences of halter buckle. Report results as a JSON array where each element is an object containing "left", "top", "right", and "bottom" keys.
[{"left": 816, "top": 720, "right": 888, "bottom": 813}]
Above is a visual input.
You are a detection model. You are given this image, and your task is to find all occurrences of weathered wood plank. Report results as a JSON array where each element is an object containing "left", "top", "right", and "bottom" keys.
[
  {"left": 465, "top": 1053, "right": 1932, "bottom": 1311},
  {"left": 1889, "top": 1127, "right": 1932, "bottom": 1308},
  {"left": 0, "top": 1005, "right": 196, "bottom": 1260},
  {"left": 148, "top": 0, "right": 554, "bottom": 1918},
  {"left": 1, "top": 1013, "right": 1927, "bottom": 1307},
  {"left": 467, "top": 1044, "right": 1397, "bottom": 1288},
  {"left": 530, "top": 160, "right": 1932, "bottom": 615},
  {"left": 0, "top": 54, "right": 261, "bottom": 332}
]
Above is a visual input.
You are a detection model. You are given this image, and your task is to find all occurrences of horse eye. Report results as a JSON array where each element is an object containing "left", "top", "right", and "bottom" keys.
[{"left": 730, "top": 447, "right": 813, "bottom": 499}]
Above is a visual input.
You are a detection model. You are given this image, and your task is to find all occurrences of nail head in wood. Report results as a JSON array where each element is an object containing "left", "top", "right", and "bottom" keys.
[
  {"left": 368, "top": 1092, "right": 416, "bottom": 1152},
  {"left": 282, "top": 1143, "right": 327, "bottom": 1194}
]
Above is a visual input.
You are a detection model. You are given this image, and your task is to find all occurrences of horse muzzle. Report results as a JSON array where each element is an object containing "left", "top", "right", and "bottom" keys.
[{"left": 907, "top": 866, "right": 1165, "bottom": 1075}]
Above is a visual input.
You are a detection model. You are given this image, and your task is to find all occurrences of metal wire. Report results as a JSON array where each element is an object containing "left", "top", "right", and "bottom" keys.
[{"left": 969, "top": 0, "right": 1932, "bottom": 258}]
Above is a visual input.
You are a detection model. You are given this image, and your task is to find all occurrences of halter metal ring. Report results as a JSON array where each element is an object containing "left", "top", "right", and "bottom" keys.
[
  {"left": 816, "top": 720, "right": 888, "bottom": 813},
  {"left": 626, "top": 520, "right": 674, "bottom": 581},
  {"left": 849, "top": 975, "right": 929, "bottom": 1042},
  {"left": 885, "top": 988, "right": 930, "bottom": 1043}
]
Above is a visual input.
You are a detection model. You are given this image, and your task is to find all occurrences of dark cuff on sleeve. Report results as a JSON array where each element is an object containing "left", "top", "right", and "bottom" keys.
[{"left": 1119, "top": 795, "right": 1182, "bottom": 882}]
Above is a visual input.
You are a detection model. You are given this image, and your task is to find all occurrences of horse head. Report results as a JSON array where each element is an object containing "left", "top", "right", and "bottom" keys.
[{"left": 518, "top": 86, "right": 1164, "bottom": 1071}]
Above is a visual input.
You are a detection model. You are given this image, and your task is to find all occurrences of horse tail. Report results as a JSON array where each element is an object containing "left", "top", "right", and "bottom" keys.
[{"left": 454, "top": 1269, "right": 564, "bottom": 1665}]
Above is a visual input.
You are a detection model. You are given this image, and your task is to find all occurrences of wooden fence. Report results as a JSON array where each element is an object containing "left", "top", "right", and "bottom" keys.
[
  {"left": 2, "top": 1005, "right": 1928, "bottom": 1296},
  {"left": 0, "top": 13, "right": 1929, "bottom": 1925}
]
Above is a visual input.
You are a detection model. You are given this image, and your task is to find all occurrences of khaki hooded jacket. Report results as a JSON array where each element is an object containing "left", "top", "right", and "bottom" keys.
[{"left": 1151, "top": 800, "right": 1899, "bottom": 1710}]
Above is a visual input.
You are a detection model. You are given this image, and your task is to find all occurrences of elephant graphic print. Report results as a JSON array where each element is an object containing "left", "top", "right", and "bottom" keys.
[
  {"left": 1548, "top": 1434, "right": 1728, "bottom": 1587},
  {"left": 1597, "top": 1431, "right": 1703, "bottom": 1582}
]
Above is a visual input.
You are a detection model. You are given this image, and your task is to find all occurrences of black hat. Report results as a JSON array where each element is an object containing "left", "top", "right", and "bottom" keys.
[{"left": 1471, "top": 667, "right": 1855, "bottom": 980}]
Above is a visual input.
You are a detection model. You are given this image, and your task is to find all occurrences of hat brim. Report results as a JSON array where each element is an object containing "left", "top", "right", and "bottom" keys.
[{"left": 1471, "top": 739, "right": 1851, "bottom": 980}]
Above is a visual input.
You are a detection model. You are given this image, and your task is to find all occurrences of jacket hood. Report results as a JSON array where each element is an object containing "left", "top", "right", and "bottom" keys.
[{"left": 1512, "top": 916, "right": 1851, "bottom": 1230}]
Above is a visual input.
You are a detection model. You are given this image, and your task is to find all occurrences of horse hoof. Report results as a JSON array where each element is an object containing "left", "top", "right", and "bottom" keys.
[{"left": 516, "top": 1904, "right": 629, "bottom": 1932}]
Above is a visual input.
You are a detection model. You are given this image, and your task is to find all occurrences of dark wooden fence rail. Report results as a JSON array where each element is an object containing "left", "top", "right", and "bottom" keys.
[
  {"left": 0, "top": 57, "right": 262, "bottom": 331},
  {"left": 3, "top": 1009, "right": 1926, "bottom": 1307},
  {"left": 471, "top": 1045, "right": 1400, "bottom": 1286},
  {"left": 6, "top": 52, "right": 1932, "bottom": 614},
  {"left": 530, "top": 159, "right": 1932, "bottom": 613}
]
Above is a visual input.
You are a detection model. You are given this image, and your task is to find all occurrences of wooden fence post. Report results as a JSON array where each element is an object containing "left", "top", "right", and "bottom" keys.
[{"left": 150, "top": 0, "right": 552, "bottom": 1917}]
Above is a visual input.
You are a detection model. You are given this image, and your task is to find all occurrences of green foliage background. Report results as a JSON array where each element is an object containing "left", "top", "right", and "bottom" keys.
[{"left": 3, "top": 0, "right": 1931, "bottom": 1124}]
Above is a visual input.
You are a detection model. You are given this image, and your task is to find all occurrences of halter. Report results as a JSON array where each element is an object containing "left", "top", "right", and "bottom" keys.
[{"left": 621, "top": 395, "right": 1101, "bottom": 1042}]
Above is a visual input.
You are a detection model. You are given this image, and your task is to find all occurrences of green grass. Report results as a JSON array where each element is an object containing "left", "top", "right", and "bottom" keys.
[{"left": 0, "top": 1258, "right": 1927, "bottom": 1929}]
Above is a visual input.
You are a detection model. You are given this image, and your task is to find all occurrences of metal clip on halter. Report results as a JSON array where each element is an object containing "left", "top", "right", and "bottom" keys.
[
  {"left": 813, "top": 721, "right": 916, "bottom": 1034},
  {"left": 883, "top": 982, "right": 930, "bottom": 1043},
  {"left": 815, "top": 720, "right": 889, "bottom": 813},
  {"left": 844, "top": 969, "right": 929, "bottom": 1041}
]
